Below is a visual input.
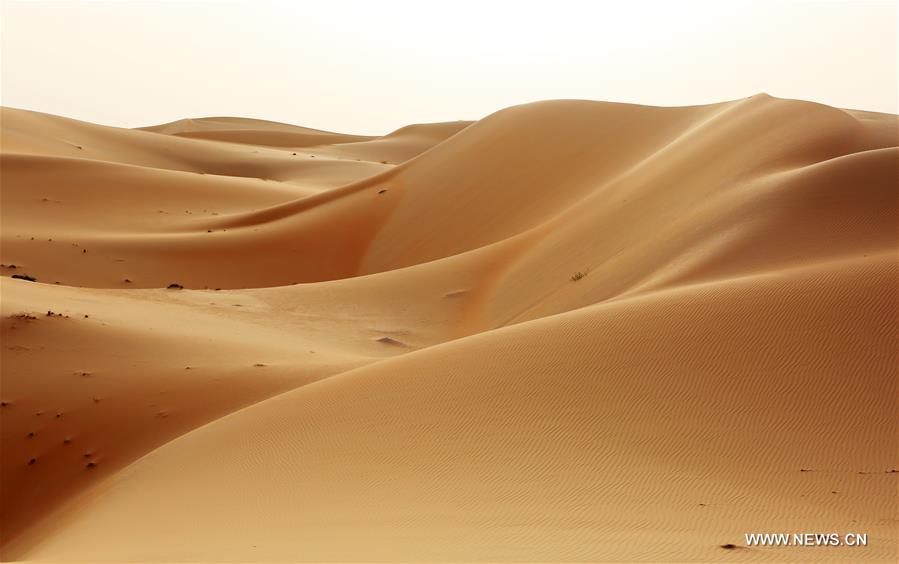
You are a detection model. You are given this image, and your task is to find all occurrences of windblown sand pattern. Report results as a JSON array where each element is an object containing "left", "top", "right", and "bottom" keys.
[{"left": 1, "top": 95, "right": 896, "bottom": 562}]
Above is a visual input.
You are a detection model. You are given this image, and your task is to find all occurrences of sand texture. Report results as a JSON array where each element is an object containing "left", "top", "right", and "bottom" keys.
[{"left": 1, "top": 95, "right": 896, "bottom": 562}]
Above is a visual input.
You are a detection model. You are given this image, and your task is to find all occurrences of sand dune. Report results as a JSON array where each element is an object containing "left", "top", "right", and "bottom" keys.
[
  {"left": 1, "top": 95, "right": 896, "bottom": 562},
  {"left": 138, "top": 116, "right": 377, "bottom": 147}
]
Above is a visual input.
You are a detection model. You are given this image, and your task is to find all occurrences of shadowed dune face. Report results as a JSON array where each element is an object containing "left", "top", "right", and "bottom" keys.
[{"left": 0, "top": 96, "right": 896, "bottom": 562}]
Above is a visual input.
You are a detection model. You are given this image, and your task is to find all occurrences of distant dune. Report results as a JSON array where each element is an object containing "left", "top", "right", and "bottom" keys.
[
  {"left": 138, "top": 116, "right": 378, "bottom": 147},
  {"left": 0, "top": 95, "right": 896, "bottom": 562}
]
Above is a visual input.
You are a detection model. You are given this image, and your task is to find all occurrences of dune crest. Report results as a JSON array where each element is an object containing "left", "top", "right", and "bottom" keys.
[{"left": 1, "top": 96, "right": 896, "bottom": 562}]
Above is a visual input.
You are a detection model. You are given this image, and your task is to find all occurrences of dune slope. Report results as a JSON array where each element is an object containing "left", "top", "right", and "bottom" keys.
[{"left": 1, "top": 96, "right": 896, "bottom": 562}]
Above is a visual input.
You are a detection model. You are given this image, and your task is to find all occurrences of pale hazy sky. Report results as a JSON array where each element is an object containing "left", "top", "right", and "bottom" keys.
[{"left": 1, "top": 0, "right": 896, "bottom": 134}]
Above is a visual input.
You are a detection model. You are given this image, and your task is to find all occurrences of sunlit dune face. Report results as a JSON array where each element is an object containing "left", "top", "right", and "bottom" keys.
[
  {"left": 1, "top": 93, "right": 897, "bottom": 562},
  {"left": 0, "top": 1, "right": 897, "bottom": 562}
]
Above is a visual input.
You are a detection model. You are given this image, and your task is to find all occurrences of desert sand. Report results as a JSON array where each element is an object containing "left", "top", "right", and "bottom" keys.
[{"left": 0, "top": 95, "right": 896, "bottom": 562}]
